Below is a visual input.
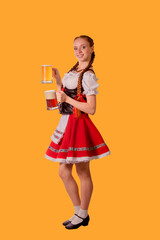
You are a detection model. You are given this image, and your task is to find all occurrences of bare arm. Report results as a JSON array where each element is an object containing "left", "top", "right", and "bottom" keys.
[
  {"left": 65, "top": 94, "right": 96, "bottom": 115},
  {"left": 56, "top": 81, "right": 63, "bottom": 91},
  {"left": 52, "top": 68, "right": 63, "bottom": 91}
]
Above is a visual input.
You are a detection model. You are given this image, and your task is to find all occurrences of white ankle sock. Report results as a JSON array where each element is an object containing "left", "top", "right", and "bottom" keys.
[
  {"left": 69, "top": 205, "right": 80, "bottom": 221},
  {"left": 71, "top": 208, "right": 88, "bottom": 225}
]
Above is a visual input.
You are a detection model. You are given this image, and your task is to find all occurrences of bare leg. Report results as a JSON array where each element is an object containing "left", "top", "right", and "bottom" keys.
[
  {"left": 75, "top": 161, "right": 93, "bottom": 210},
  {"left": 59, "top": 163, "right": 81, "bottom": 206}
]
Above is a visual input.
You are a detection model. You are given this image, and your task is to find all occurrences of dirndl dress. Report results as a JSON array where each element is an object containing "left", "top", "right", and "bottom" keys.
[{"left": 45, "top": 70, "right": 111, "bottom": 164}]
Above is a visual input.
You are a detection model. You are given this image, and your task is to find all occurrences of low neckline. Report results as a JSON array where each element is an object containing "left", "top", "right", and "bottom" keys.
[
  {"left": 72, "top": 71, "right": 81, "bottom": 74},
  {"left": 71, "top": 71, "right": 95, "bottom": 75},
  {"left": 72, "top": 67, "right": 94, "bottom": 75}
]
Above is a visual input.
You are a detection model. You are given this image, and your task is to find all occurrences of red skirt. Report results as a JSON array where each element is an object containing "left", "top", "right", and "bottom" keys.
[{"left": 45, "top": 114, "right": 111, "bottom": 164}]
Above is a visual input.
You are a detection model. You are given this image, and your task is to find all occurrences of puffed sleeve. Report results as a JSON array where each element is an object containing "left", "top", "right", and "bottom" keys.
[{"left": 82, "top": 72, "right": 99, "bottom": 95}]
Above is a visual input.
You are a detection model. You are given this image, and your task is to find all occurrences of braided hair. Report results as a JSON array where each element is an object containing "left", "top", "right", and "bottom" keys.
[{"left": 67, "top": 35, "right": 95, "bottom": 100}]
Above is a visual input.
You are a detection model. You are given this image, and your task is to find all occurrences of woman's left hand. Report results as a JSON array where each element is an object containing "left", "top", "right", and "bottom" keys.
[{"left": 56, "top": 90, "right": 67, "bottom": 103}]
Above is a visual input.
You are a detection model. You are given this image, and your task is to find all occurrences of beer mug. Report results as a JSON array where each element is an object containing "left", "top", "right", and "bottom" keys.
[
  {"left": 41, "top": 65, "right": 53, "bottom": 83},
  {"left": 44, "top": 90, "right": 59, "bottom": 110}
]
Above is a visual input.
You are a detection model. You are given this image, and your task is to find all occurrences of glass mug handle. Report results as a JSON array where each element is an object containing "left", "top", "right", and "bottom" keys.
[
  {"left": 57, "top": 86, "right": 64, "bottom": 112},
  {"left": 57, "top": 102, "right": 62, "bottom": 111}
]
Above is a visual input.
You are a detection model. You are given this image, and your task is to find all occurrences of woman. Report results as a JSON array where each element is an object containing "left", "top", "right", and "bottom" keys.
[{"left": 45, "top": 35, "right": 111, "bottom": 229}]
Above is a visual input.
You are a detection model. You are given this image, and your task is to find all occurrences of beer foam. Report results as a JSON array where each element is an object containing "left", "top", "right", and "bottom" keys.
[
  {"left": 45, "top": 90, "right": 56, "bottom": 99},
  {"left": 41, "top": 65, "right": 52, "bottom": 66},
  {"left": 45, "top": 90, "right": 56, "bottom": 92}
]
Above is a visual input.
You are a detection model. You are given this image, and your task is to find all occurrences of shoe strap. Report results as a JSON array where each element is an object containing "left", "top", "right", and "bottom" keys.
[{"left": 74, "top": 213, "right": 85, "bottom": 220}]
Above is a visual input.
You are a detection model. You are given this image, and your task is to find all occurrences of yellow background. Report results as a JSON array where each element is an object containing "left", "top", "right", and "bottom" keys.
[{"left": 0, "top": 0, "right": 159, "bottom": 239}]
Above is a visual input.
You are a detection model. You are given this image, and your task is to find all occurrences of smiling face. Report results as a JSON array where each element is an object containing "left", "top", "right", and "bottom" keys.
[{"left": 73, "top": 38, "right": 94, "bottom": 63}]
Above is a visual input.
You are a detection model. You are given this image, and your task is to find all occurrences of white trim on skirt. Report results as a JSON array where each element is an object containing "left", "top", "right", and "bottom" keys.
[{"left": 44, "top": 150, "right": 111, "bottom": 164}]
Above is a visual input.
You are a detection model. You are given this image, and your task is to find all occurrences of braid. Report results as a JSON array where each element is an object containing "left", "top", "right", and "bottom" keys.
[
  {"left": 67, "top": 61, "right": 79, "bottom": 73},
  {"left": 77, "top": 51, "right": 95, "bottom": 97}
]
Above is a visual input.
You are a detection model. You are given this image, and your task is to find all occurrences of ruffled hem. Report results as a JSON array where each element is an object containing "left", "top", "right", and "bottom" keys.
[{"left": 45, "top": 150, "right": 111, "bottom": 164}]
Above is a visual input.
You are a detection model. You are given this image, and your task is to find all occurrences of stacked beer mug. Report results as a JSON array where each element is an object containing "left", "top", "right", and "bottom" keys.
[{"left": 41, "top": 65, "right": 59, "bottom": 110}]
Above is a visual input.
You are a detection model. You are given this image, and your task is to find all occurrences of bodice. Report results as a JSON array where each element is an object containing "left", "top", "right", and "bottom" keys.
[
  {"left": 58, "top": 86, "right": 87, "bottom": 115},
  {"left": 58, "top": 68, "right": 98, "bottom": 115}
]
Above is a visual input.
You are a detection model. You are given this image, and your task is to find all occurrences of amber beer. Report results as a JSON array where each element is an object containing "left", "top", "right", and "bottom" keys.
[
  {"left": 41, "top": 65, "right": 53, "bottom": 83},
  {"left": 45, "top": 90, "right": 58, "bottom": 110}
]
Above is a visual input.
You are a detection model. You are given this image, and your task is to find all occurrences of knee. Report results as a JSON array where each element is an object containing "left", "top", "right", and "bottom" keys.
[
  {"left": 59, "top": 165, "right": 72, "bottom": 181},
  {"left": 76, "top": 168, "right": 84, "bottom": 178},
  {"left": 76, "top": 166, "right": 90, "bottom": 179}
]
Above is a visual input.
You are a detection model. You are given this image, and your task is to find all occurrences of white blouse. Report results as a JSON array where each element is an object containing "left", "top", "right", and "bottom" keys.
[{"left": 62, "top": 71, "right": 99, "bottom": 95}]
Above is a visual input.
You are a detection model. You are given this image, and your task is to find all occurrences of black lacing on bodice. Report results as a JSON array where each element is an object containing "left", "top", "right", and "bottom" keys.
[{"left": 59, "top": 69, "right": 94, "bottom": 115}]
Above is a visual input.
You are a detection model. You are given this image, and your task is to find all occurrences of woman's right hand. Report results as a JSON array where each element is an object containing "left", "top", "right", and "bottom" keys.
[{"left": 52, "top": 68, "right": 61, "bottom": 83}]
